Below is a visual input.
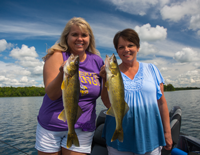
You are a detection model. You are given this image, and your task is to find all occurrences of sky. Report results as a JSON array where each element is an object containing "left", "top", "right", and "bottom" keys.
[{"left": 0, "top": 0, "right": 200, "bottom": 88}]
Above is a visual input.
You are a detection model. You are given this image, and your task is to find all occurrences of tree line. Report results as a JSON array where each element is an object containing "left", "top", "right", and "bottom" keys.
[
  {"left": 0, "top": 86, "right": 45, "bottom": 97},
  {"left": 164, "top": 84, "right": 200, "bottom": 91},
  {"left": 0, "top": 84, "right": 199, "bottom": 97}
]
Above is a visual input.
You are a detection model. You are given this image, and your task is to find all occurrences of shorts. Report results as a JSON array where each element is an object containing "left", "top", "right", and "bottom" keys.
[
  {"left": 35, "top": 123, "right": 94, "bottom": 154},
  {"left": 107, "top": 146, "right": 162, "bottom": 155}
]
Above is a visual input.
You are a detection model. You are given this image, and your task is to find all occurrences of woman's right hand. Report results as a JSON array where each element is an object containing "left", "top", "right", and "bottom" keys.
[{"left": 59, "top": 60, "right": 67, "bottom": 74}]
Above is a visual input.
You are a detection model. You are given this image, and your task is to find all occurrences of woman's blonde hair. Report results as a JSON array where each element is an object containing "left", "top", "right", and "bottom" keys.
[{"left": 43, "top": 17, "right": 99, "bottom": 61}]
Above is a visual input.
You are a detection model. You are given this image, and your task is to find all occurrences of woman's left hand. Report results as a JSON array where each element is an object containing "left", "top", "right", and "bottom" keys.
[
  {"left": 99, "top": 65, "right": 106, "bottom": 80},
  {"left": 164, "top": 132, "right": 173, "bottom": 150}
]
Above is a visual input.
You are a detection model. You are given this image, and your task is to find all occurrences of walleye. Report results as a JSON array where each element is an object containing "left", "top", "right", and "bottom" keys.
[
  {"left": 105, "top": 54, "right": 129, "bottom": 142},
  {"left": 58, "top": 54, "right": 82, "bottom": 149}
]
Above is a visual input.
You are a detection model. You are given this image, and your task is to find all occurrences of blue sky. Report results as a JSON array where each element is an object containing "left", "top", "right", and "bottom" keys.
[{"left": 0, "top": 0, "right": 200, "bottom": 87}]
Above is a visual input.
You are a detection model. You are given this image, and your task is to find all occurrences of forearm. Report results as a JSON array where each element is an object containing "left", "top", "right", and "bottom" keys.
[
  {"left": 158, "top": 83, "right": 172, "bottom": 150},
  {"left": 45, "top": 71, "right": 63, "bottom": 100},
  {"left": 158, "top": 100, "right": 171, "bottom": 134},
  {"left": 101, "top": 78, "right": 111, "bottom": 108}
]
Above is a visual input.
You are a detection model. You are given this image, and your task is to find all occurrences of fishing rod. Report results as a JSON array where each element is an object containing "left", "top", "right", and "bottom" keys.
[{"left": 0, "top": 139, "right": 29, "bottom": 155}]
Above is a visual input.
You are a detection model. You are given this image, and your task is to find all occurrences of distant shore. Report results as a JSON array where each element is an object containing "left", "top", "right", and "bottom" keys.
[
  {"left": 0, "top": 86, "right": 200, "bottom": 97},
  {"left": 0, "top": 86, "right": 45, "bottom": 97}
]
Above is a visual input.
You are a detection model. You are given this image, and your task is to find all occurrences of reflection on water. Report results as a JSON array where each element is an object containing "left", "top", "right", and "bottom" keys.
[
  {"left": 0, "top": 89, "right": 200, "bottom": 154},
  {"left": 164, "top": 90, "right": 200, "bottom": 138},
  {"left": 0, "top": 97, "right": 43, "bottom": 155}
]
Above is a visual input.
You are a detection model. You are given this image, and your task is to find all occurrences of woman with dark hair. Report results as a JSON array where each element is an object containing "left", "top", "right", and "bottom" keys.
[{"left": 100, "top": 28, "right": 172, "bottom": 155}]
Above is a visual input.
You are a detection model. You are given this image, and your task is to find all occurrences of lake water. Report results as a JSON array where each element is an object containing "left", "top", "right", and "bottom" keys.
[{"left": 0, "top": 89, "right": 200, "bottom": 155}]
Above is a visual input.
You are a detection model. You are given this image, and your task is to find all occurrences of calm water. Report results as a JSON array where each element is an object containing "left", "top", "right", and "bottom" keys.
[{"left": 0, "top": 89, "right": 200, "bottom": 155}]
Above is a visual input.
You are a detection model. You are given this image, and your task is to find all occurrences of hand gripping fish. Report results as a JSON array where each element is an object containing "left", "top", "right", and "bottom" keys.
[
  {"left": 105, "top": 54, "right": 129, "bottom": 142},
  {"left": 58, "top": 54, "right": 82, "bottom": 148}
]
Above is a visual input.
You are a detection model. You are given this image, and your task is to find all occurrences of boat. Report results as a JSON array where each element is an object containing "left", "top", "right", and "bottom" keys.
[{"left": 90, "top": 106, "right": 200, "bottom": 155}]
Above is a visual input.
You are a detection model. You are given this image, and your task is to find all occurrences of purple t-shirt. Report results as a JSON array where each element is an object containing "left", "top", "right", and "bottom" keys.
[{"left": 37, "top": 51, "right": 104, "bottom": 131}]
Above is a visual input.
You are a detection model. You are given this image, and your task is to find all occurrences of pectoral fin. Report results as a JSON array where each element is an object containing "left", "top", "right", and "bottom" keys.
[
  {"left": 124, "top": 101, "right": 129, "bottom": 116},
  {"left": 106, "top": 107, "right": 115, "bottom": 117},
  {"left": 58, "top": 110, "right": 67, "bottom": 122},
  {"left": 61, "top": 81, "right": 65, "bottom": 90},
  {"left": 75, "top": 106, "right": 83, "bottom": 123}
]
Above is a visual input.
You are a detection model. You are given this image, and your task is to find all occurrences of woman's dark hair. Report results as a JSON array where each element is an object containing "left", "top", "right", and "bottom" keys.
[{"left": 113, "top": 28, "right": 140, "bottom": 50}]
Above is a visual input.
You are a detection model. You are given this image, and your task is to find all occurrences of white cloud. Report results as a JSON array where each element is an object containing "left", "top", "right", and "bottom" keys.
[
  {"left": 9, "top": 44, "right": 38, "bottom": 59},
  {"left": 0, "top": 39, "right": 13, "bottom": 52},
  {"left": 189, "top": 14, "right": 200, "bottom": 31},
  {"left": 109, "top": 0, "right": 159, "bottom": 16},
  {"left": 139, "top": 42, "right": 157, "bottom": 56},
  {"left": 139, "top": 55, "right": 200, "bottom": 87},
  {"left": 0, "top": 41, "right": 44, "bottom": 87},
  {"left": 160, "top": 0, "right": 200, "bottom": 22},
  {"left": 198, "top": 30, "right": 200, "bottom": 36},
  {"left": 0, "top": 21, "right": 62, "bottom": 40},
  {"left": 135, "top": 24, "right": 167, "bottom": 41},
  {"left": 9, "top": 44, "right": 44, "bottom": 70},
  {"left": 20, "top": 76, "right": 29, "bottom": 83},
  {"left": 173, "top": 47, "right": 199, "bottom": 63},
  {"left": 107, "top": 0, "right": 200, "bottom": 35},
  {"left": 0, "top": 61, "right": 42, "bottom": 87}
]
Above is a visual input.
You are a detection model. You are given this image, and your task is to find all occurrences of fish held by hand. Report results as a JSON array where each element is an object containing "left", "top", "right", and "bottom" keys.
[{"left": 58, "top": 53, "right": 82, "bottom": 148}]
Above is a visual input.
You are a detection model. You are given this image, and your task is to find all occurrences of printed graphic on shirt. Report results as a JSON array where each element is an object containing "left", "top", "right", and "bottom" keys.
[{"left": 79, "top": 71, "right": 100, "bottom": 96}]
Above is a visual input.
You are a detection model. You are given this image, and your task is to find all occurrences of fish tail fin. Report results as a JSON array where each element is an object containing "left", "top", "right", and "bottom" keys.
[
  {"left": 67, "top": 132, "right": 80, "bottom": 148},
  {"left": 111, "top": 129, "right": 123, "bottom": 142}
]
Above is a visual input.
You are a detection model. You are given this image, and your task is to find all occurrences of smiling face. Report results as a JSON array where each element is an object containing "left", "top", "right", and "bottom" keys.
[
  {"left": 117, "top": 37, "right": 140, "bottom": 64},
  {"left": 67, "top": 24, "right": 90, "bottom": 56}
]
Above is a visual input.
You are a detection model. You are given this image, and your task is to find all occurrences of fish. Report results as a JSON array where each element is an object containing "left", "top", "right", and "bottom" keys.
[
  {"left": 58, "top": 53, "right": 82, "bottom": 149},
  {"left": 104, "top": 53, "right": 129, "bottom": 142}
]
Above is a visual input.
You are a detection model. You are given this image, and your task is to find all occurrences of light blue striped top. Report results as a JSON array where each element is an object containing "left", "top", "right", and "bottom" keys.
[{"left": 102, "top": 62, "right": 166, "bottom": 154}]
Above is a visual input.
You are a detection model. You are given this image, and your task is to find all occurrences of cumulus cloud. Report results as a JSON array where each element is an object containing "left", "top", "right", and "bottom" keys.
[
  {"left": 135, "top": 24, "right": 167, "bottom": 41},
  {"left": 189, "top": 14, "right": 200, "bottom": 31},
  {"left": 0, "top": 61, "right": 41, "bottom": 87},
  {"left": 173, "top": 47, "right": 198, "bottom": 63},
  {"left": 0, "top": 39, "right": 13, "bottom": 52},
  {"left": 176, "top": 70, "right": 200, "bottom": 86},
  {"left": 139, "top": 42, "right": 157, "bottom": 56},
  {"left": 9, "top": 44, "right": 38, "bottom": 59},
  {"left": 160, "top": 0, "right": 200, "bottom": 22},
  {"left": 9, "top": 44, "right": 44, "bottom": 69},
  {"left": 108, "top": 0, "right": 200, "bottom": 35},
  {"left": 0, "top": 41, "right": 44, "bottom": 87},
  {"left": 109, "top": 0, "right": 159, "bottom": 16}
]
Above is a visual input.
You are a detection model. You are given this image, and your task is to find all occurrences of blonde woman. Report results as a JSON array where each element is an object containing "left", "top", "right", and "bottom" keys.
[{"left": 35, "top": 17, "right": 104, "bottom": 155}]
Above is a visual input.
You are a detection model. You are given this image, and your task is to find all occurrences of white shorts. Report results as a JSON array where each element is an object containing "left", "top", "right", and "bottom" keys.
[
  {"left": 107, "top": 146, "right": 162, "bottom": 155},
  {"left": 35, "top": 123, "right": 94, "bottom": 154}
]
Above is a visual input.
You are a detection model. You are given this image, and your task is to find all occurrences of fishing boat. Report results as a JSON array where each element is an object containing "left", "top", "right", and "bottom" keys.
[{"left": 90, "top": 106, "right": 200, "bottom": 155}]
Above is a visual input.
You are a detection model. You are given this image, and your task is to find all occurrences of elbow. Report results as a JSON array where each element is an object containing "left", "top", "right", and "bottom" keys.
[
  {"left": 45, "top": 88, "right": 62, "bottom": 101},
  {"left": 47, "top": 93, "right": 62, "bottom": 101}
]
